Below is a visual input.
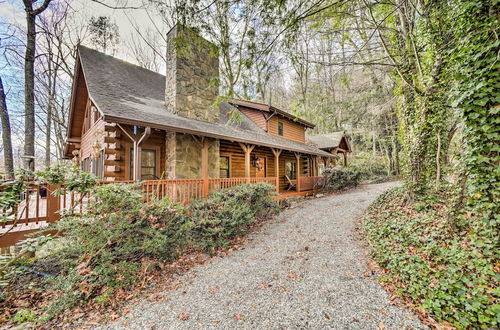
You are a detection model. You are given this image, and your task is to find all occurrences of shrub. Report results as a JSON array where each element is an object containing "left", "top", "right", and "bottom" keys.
[
  {"left": 321, "top": 166, "right": 361, "bottom": 192},
  {"left": 349, "top": 151, "right": 393, "bottom": 182},
  {"left": 42, "top": 183, "right": 188, "bottom": 317},
  {"left": 362, "top": 187, "right": 499, "bottom": 329},
  {"left": 2, "top": 180, "right": 281, "bottom": 324},
  {"left": 187, "top": 183, "right": 278, "bottom": 252}
]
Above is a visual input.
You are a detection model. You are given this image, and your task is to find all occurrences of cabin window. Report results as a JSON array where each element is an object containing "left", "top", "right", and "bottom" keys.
[
  {"left": 278, "top": 122, "right": 284, "bottom": 136},
  {"left": 130, "top": 148, "right": 157, "bottom": 180},
  {"left": 285, "top": 160, "right": 296, "bottom": 180},
  {"left": 92, "top": 151, "right": 104, "bottom": 179},
  {"left": 220, "top": 156, "right": 230, "bottom": 178}
]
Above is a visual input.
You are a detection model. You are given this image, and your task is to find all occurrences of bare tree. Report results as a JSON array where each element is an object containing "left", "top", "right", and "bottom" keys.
[
  {"left": 33, "top": 1, "right": 90, "bottom": 161},
  {"left": 0, "top": 76, "right": 14, "bottom": 179},
  {"left": 22, "top": 0, "right": 52, "bottom": 171},
  {"left": 127, "top": 28, "right": 165, "bottom": 72},
  {"left": 88, "top": 16, "right": 120, "bottom": 55}
]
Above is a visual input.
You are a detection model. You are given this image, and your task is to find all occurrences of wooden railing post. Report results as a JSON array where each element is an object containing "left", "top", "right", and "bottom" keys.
[
  {"left": 271, "top": 148, "right": 282, "bottom": 193},
  {"left": 201, "top": 138, "right": 209, "bottom": 197},
  {"left": 46, "top": 184, "right": 61, "bottom": 223},
  {"left": 294, "top": 152, "right": 301, "bottom": 192},
  {"left": 239, "top": 143, "right": 255, "bottom": 184}
]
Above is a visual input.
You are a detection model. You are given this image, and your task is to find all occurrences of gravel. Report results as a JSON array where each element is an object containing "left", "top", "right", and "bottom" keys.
[{"left": 103, "top": 182, "right": 426, "bottom": 330}]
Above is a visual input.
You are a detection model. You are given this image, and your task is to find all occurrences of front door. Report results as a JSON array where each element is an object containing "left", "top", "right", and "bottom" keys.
[{"left": 256, "top": 157, "right": 266, "bottom": 177}]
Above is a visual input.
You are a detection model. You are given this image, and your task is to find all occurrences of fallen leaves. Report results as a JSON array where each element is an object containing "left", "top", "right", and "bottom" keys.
[
  {"left": 287, "top": 272, "right": 298, "bottom": 279},
  {"left": 179, "top": 312, "right": 190, "bottom": 321},
  {"left": 209, "top": 286, "right": 220, "bottom": 293},
  {"left": 233, "top": 313, "right": 242, "bottom": 320}
]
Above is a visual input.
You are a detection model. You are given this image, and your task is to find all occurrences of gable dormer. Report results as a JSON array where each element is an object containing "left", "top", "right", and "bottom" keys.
[{"left": 228, "top": 99, "right": 314, "bottom": 144}]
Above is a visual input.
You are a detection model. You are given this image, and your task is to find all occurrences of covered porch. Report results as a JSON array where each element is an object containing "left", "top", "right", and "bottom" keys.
[
  {"left": 218, "top": 140, "right": 328, "bottom": 194},
  {"left": 117, "top": 129, "right": 332, "bottom": 195}
]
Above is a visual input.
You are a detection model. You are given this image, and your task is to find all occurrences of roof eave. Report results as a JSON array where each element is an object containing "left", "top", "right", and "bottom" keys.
[
  {"left": 102, "top": 114, "right": 331, "bottom": 157},
  {"left": 271, "top": 107, "right": 315, "bottom": 128},
  {"left": 65, "top": 52, "right": 82, "bottom": 140},
  {"left": 229, "top": 99, "right": 315, "bottom": 129}
]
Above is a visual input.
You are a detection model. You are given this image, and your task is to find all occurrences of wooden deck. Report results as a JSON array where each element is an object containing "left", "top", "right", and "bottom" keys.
[
  {"left": 1, "top": 177, "right": 323, "bottom": 249},
  {"left": 276, "top": 190, "right": 321, "bottom": 199}
]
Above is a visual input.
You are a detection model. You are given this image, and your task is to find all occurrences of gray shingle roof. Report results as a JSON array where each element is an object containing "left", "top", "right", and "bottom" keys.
[
  {"left": 78, "top": 46, "right": 331, "bottom": 157},
  {"left": 306, "top": 132, "right": 346, "bottom": 149}
]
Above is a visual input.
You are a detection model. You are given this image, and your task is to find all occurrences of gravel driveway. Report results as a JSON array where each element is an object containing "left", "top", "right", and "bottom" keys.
[{"left": 105, "top": 182, "right": 426, "bottom": 329}]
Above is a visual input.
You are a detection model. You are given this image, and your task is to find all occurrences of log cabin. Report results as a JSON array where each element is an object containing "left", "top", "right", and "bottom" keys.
[{"left": 63, "top": 25, "right": 344, "bottom": 195}]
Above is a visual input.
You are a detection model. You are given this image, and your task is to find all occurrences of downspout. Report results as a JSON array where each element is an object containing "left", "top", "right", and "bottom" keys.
[{"left": 117, "top": 124, "right": 151, "bottom": 181}]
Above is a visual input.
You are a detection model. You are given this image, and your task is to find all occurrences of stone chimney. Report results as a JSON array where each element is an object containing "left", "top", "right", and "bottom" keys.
[
  {"left": 164, "top": 25, "right": 220, "bottom": 180},
  {"left": 165, "top": 25, "right": 219, "bottom": 122}
]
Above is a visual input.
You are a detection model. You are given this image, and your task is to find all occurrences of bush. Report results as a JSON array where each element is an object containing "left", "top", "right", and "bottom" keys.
[
  {"left": 42, "top": 183, "right": 188, "bottom": 318},
  {"left": 2, "top": 181, "right": 280, "bottom": 324},
  {"left": 349, "top": 151, "right": 393, "bottom": 182},
  {"left": 362, "top": 187, "right": 499, "bottom": 329},
  {"left": 187, "top": 183, "right": 278, "bottom": 252},
  {"left": 321, "top": 166, "right": 361, "bottom": 192}
]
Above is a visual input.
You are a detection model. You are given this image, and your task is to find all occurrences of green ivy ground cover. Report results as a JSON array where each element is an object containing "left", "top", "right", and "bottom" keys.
[{"left": 362, "top": 187, "right": 499, "bottom": 329}]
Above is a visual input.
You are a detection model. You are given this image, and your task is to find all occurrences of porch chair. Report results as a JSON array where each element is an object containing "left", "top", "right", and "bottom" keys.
[{"left": 285, "top": 175, "right": 296, "bottom": 191}]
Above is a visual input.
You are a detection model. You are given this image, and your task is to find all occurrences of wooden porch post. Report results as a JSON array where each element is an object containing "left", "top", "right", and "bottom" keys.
[
  {"left": 239, "top": 143, "right": 255, "bottom": 183},
  {"left": 117, "top": 125, "right": 151, "bottom": 181},
  {"left": 201, "top": 138, "right": 209, "bottom": 197},
  {"left": 294, "top": 152, "right": 301, "bottom": 192},
  {"left": 271, "top": 148, "right": 282, "bottom": 192},
  {"left": 46, "top": 184, "right": 61, "bottom": 223}
]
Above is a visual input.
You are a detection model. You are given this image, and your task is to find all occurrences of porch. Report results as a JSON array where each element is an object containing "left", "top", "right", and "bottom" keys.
[
  {"left": 0, "top": 176, "right": 324, "bottom": 250},
  {"left": 111, "top": 127, "right": 331, "bottom": 194}
]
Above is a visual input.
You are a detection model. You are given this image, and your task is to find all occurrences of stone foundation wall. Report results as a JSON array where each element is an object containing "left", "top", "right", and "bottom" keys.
[{"left": 165, "top": 132, "right": 219, "bottom": 179}]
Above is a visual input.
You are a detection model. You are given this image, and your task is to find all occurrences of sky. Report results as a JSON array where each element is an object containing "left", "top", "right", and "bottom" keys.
[{"left": 0, "top": 0, "right": 168, "bottom": 67}]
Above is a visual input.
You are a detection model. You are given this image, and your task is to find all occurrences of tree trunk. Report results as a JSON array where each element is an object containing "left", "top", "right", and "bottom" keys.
[
  {"left": 24, "top": 10, "right": 36, "bottom": 171},
  {"left": 372, "top": 131, "right": 377, "bottom": 157},
  {"left": 0, "top": 76, "right": 15, "bottom": 179},
  {"left": 392, "top": 137, "right": 400, "bottom": 175},
  {"left": 22, "top": 0, "right": 52, "bottom": 171},
  {"left": 45, "top": 59, "right": 55, "bottom": 168},
  {"left": 435, "top": 132, "right": 441, "bottom": 190},
  {"left": 45, "top": 97, "right": 52, "bottom": 168}
]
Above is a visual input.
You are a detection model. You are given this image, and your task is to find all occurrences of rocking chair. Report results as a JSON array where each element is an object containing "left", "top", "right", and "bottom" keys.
[{"left": 285, "top": 175, "right": 296, "bottom": 191}]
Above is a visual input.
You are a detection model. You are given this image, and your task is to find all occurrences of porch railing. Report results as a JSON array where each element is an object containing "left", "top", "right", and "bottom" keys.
[
  {"left": 298, "top": 176, "right": 324, "bottom": 192},
  {"left": 0, "top": 176, "right": 316, "bottom": 248},
  {"left": 208, "top": 177, "right": 248, "bottom": 190},
  {"left": 208, "top": 177, "right": 277, "bottom": 191},
  {"left": 141, "top": 179, "right": 204, "bottom": 203}
]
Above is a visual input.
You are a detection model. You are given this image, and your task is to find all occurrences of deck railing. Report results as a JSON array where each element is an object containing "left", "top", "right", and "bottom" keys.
[
  {"left": 298, "top": 176, "right": 324, "bottom": 192},
  {"left": 0, "top": 176, "right": 317, "bottom": 248},
  {"left": 248, "top": 177, "right": 277, "bottom": 185},
  {"left": 208, "top": 177, "right": 248, "bottom": 191},
  {"left": 141, "top": 179, "right": 204, "bottom": 203}
]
